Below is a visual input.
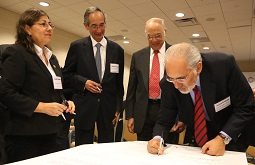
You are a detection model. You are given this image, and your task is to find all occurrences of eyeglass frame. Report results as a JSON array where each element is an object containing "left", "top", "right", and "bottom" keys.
[
  {"left": 165, "top": 60, "right": 201, "bottom": 83},
  {"left": 89, "top": 22, "right": 105, "bottom": 30},
  {"left": 147, "top": 33, "right": 163, "bottom": 40},
  {"left": 35, "top": 22, "right": 55, "bottom": 29},
  {"left": 165, "top": 69, "right": 193, "bottom": 83}
]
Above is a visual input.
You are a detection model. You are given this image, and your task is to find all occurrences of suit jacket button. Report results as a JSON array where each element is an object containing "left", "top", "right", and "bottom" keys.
[{"left": 98, "top": 98, "right": 100, "bottom": 102}]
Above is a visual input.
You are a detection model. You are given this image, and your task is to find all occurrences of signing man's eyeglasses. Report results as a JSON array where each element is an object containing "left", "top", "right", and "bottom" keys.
[{"left": 165, "top": 70, "right": 192, "bottom": 83}]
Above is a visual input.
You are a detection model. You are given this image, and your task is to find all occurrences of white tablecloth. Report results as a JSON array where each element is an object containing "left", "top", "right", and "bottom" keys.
[{"left": 7, "top": 141, "right": 248, "bottom": 165}]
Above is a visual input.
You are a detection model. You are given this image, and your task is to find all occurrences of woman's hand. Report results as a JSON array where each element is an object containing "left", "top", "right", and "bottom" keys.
[
  {"left": 35, "top": 102, "right": 66, "bottom": 117},
  {"left": 64, "top": 100, "right": 75, "bottom": 114}
]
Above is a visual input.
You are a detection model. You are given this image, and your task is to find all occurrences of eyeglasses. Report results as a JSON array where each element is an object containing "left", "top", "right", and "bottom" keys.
[
  {"left": 166, "top": 70, "right": 192, "bottom": 83},
  {"left": 90, "top": 23, "right": 105, "bottom": 30},
  {"left": 35, "top": 22, "right": 55, "bottom": 29},
  {"left": 147, "top": 33, "right": 162, "bottom": 40}
]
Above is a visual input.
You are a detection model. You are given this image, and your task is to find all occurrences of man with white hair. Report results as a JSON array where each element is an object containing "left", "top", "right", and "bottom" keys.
[
  {"left": 125, "top": 18, "right": 183, "bottom": 142},
  {"left": 147, "top": 42, "right": 255, "bottom": 156}
]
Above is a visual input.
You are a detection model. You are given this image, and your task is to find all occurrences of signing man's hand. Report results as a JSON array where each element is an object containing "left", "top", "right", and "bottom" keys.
[{"left": 147, "top": 138, "right": 164, "bottom": 155}]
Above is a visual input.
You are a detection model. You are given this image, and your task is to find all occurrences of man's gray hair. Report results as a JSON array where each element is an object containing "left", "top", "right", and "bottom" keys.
[
  {"left": 165, "top": 42, "right": 202, "bottom": 69},
  {"left": 83, "top": 6, "right": 105, "bottom": 25},
  {"left": 145, "top": 17, "right": 166, "bottom": 35}
]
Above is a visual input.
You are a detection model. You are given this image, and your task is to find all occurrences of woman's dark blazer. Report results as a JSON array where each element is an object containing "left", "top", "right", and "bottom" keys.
[{"left": 0, "top": 44, "right": 63, "bottom": 135}]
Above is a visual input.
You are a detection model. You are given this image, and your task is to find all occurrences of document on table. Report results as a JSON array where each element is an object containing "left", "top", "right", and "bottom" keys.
[
  {"left": 163, "top": 144, "right": 247, "bottom": 165},
  {"left": 7, "top": 141, "right": 248, "bottom": 165}
]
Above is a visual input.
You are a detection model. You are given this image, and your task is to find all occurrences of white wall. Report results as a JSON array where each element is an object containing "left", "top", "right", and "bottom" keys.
[
  {"left": 0, "top": 7, "right": 132, "bottom": 97},
  {"left": 243, "top": 72, "right": 255, "bottom": 89},
  {"left": 0, "top": 7, "right": 80, "bottom": 67}
]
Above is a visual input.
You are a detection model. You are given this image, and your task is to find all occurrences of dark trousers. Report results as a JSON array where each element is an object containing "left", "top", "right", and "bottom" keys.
[
  {"left": 0, "top": 104, "right": 8, "bottom": 164},
  {"left": 137, "top": 102, "right": 179, "bottom": 144},
  {"left": 56, "top": 120, "right": 71, "bottom": 151},
  {"left": 137, "top": 102, "right": 159, "bottom": 141},
  {"left": 115, "top": 111, "right": 123, "bottom": 142},
  {"left": 0, "top": 134, "right": 5, "bottom": 165},
  {"left": 5, "top": 134, "right": 57, "bottom": 163},
  {"left": 75, "top": 110, "right": 114, "bottom": 145}
]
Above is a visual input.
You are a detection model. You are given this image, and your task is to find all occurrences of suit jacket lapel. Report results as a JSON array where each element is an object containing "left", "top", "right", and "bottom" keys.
[
  {"left": 200, "top": 59, "right": 216, "bottom": 120},
  {"left": 163, "top": 42, "right": 171, "bottom": 76},
  {"left": 180, "top": 93, "right": 195, "bottom": 130},
  {"left": 143, "top": 47, "right": 150, "bottom": 92},
  {"left": 84, "top": 37, "right": 100, "bottom": 82},
  {"left": 49, "top": 55, "right": 62, "bottom": 77},
  {"left": 103, "top": 39, "right": 112, "bottom": 82},
  {"left": 32, "top": 53, "right": 52, "bottom": 81}
]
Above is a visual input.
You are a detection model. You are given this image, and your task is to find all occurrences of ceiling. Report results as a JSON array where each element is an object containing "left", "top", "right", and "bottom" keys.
[{"left": 0, "top": 0, "right": 255, "bottom": 62}]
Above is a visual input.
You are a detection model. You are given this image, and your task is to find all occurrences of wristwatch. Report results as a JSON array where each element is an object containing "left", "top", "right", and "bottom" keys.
[{"left": 218, "top": 133, "right": 231, "bottom": 145}]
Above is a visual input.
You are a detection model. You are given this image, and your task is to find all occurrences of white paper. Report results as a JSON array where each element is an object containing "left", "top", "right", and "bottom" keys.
[{"left": 7, "top": 141, "right": 247, "bottom": 165}]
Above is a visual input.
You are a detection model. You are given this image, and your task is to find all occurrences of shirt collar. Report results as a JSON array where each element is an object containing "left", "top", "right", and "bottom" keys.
[
  {"left": 90, "top": 36, "right": 107, "bottom": 48},
  {"left": 150, "top": 41, "right": 166, "bottom": 55},
  {"left": 196, "top": 76, "right": 201, "bottom": 88},
  {"left": 34, "top": 44, "right": 52, "bottom": 60}
]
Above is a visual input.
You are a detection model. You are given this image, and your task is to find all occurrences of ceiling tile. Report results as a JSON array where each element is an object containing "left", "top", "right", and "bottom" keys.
[
  {"left": 66, "top": 1, "right": 92, "bottom": 15},
  {"left": 52, "top": 0, "right": 89, "bottom": 6},
  {"left": 153, "top": 0, "right": 189, "bottom": 10},
  {"left": 191, "top": 3, "right": 222, "bottom": 16},
  {"left": 0, "top": 0, "right": 254, "bottom": 69},
  {"left": 119, "top": 0, "right": 150, "bottom": 6},
  {"left": 128, "top": 1, "right": 162, "bottom": 17},
  {"left": 187, "top": 0, "right": 218, "bottom": 8},
  {"left": 107, "top": 7, "right": 137, "bottom": 20},
  {"left": 89, "top": 0, "right": 125, "bottom": 11},
  {"left": 228, "top": 26, "right": 251, "bottom": 60}
]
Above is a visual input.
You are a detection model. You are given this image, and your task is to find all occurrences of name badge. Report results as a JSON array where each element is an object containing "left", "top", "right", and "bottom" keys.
[
  {"left": 214, "top": 96, "right": 231, "bottom": 112},
  {"left": 53, "top": 76, "right": 63, "bottom": 89},
  {"left": 110, "top": 63, "right": 119, "bottom": 73}
]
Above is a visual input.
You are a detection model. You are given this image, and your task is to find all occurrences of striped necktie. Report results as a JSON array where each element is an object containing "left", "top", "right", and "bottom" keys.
[{"left": 193, "top": 86, "right": 208, "bottom": 147}]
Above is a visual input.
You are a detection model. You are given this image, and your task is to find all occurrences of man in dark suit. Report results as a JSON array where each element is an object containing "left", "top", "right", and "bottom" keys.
[
  {"left": 147, "top": 42, "right": 255, "bottom": 156},
  {"left": 63, "top": 6, "right": 124, "bottom": 145},
  {"left": 125, "top": 18, "right": 183, "bottom": 142},
  {"left": 0, "top": 44, "right": 10, "bottom": 165}
]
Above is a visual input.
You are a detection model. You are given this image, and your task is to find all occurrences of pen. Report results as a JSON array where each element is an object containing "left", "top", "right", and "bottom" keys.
[
  {"left": 61, "top": 113, "right": 66, "bottom": 120},
  {"left": 97, "top": 86, "right": 102, "bottom": 92},
  {"left": 62, "top": 99, "right": 76, "bottom": 115},
  {"left": 61, "top": 99, "right": 68, "bottom": 120},
  {"left": 158, "top": 137, "right": 163, "bottom": 156}
]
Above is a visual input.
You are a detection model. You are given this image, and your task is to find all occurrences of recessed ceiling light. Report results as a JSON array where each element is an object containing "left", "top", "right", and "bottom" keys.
[
  {"left": 175, "top": 12, "right": 184, "bottom": 18},
  {"left": 203, "top": 47, "right": 210, "bottom": 50},
  {"left": 39, "top": 2, "right": 50, "bottom": 7},
  {"left": 123, "top": 40, "right": 129, "bottom": 44},
  {"left": 192, "top": 33, "right": 200, "bottom": 37}
]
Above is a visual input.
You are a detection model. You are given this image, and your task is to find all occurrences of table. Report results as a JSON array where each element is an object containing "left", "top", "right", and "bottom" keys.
[{"left": 7, "top": 141, "right": 248, "bottom": 165}]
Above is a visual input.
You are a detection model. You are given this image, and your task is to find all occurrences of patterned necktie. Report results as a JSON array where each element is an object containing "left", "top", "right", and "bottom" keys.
[
  {"left": 95, "top": 43, "right": 102, "bottom": 81},
  {"left": 193, "top": 86, "right": 208, "bottom": 147},
  {"left": 149, "top": 50, "right": 160, "bottom": 99}
]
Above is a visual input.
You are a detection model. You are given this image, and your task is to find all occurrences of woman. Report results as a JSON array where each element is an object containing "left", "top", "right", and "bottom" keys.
[{"left": 0, "top": 8, "right": 75, "bottom": 163}]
